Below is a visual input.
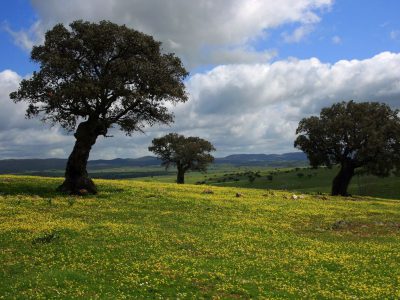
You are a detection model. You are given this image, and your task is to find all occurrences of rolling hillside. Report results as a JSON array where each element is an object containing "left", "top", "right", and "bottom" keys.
[
  {"left": 1, "top": 175, "right": 399, "bottom": 298},
  {"left": 0, "top": 152, "right": 307, "bottom": 174}
]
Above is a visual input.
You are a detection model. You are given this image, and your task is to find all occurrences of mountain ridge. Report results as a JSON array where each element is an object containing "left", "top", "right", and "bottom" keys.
[{"left": 0, "top": 152, "right": 307, "bottom": 173}]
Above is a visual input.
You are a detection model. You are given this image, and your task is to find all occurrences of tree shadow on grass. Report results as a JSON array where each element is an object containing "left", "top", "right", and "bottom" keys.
[
  {"left": 0, "top": 177, "right": 61, "bottom": 198},
  {"left": 0, "top": 176, "right": 126, "bottom": 198}
]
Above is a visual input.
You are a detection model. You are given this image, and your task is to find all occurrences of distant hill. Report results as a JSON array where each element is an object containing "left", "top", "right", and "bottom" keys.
[
  {"left": 0, "top": 152, "right": 307, "bottom": 174},
  {"left": 0, "top": 159, "right": 67, "bottom": 173},
  {"left": 0, "top": 157, "right": 160, "bottom": 173},
  {"left": 216, "top": 152, "right": 307, "bottom": 166}
]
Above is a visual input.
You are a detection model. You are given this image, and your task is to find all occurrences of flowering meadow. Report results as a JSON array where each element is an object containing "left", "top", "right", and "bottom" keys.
[{"left": 0, "top": 175, "right": 399, "bottom": 298}]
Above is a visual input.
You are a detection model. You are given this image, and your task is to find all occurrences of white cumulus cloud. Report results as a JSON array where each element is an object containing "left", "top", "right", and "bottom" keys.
[
  {"left": 1, "top": 49, "right": 400, "bottom": 158},
  {"left": 15, "top": 0, "right": 334, "bottom": 67},
  {"left": 0, "top": 70, "right": 71, "bottom": 158},
  {"left": 169, "top": 51, "right": 400, "bottom": 154}
]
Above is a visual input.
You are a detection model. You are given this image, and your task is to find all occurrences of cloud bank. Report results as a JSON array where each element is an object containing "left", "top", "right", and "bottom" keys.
[
  {"left": 1, "top": 52, "right": 399, "bottom": 159},
  {"left": 14, "top": 0, "right": 333, "bottom": 67}
]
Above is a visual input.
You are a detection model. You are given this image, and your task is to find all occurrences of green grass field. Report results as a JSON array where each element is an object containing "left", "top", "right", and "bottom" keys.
[
  {"left": 10, "top": 163, "right": 399, "bottom": 199},
  {"left": 136, "top": 166, "right": 400, "bottom": 200},
  {"left": 1, "top": 175, "right": 400, "bottom": 298}
]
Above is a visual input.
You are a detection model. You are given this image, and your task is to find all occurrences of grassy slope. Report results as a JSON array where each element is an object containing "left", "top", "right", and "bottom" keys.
[
  {"left": 138, "top": 166, "right": 400, "bottom": 200},
  {"left": 8, "top": 164, "right": 399, "bottom": 199},
  {"left": 1, "top": 175, "right": 400, "bottom": 298}
]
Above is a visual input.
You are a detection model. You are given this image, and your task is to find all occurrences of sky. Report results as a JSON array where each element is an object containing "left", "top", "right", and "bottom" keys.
[{"left": 0, "top": 0, "right": 400, "bottom": 159}]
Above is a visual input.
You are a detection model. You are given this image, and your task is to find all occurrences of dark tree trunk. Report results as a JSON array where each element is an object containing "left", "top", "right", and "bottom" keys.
[
  {"left": 57, "top": 120, "right": 106, "bottom": 195},
  {"left": 331, "top": 162, "right": 355, "bottom": 196},
  {"left": 177, "top": 167, "right": 185, "bottom": 184}
]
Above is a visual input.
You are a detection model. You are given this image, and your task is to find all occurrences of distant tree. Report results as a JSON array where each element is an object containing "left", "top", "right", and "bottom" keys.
[
  {"left": 148, "top": 133, "right": 215, "bottom": 184},
  {"left": 246, "top": 171, "right": 260, "bottom": 183},
  {"left": 10, "top": 20, "right": 188, "bottom": 194},
  {"left": 295, "top": 101, "right": 400, "bottom": 196},
  {"left": 248, "top": 174, "right": 256, "bottom": 183}
]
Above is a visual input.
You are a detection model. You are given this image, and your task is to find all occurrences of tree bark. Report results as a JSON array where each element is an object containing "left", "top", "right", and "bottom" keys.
[
  {"left": 331, "top": 162, "right": 355, "bottom": 196},
  {"left": 57, "top": 120, "right": 105, "bottom": 195},
  {"left": 176, "top": 166, "right": 185, "bottom": 184}
]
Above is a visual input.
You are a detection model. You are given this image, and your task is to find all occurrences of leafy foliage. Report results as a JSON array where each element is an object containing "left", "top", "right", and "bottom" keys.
[
  {"left": 295, "top": 101, "right": 400, "bottom": 195},
  {"left": 10, "top": 20, "right": 188, "bottom": 134},
  {"left": 294, "top": 101, "right": 400, "bottom": 176},
  {"left": 149, "top": 133, "right": 216, "bottom": 172},
  {"left": 10, "top": 20, "right": 188, "bottom": 193}
]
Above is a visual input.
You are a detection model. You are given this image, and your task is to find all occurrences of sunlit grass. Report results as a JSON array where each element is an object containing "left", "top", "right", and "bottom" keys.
[
  {"left": 137, "top": 166, "right": 400, "bottom": 200},
  {"left": 1, "top": 175, "right": 399, "bottom": 298}
]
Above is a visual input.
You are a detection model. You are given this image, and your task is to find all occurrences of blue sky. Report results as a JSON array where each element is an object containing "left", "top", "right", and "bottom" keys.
[
  {"left": 268, "top": 0, "right": 400, "bottom": 62},
  {"left": 0, "top": 0, "right": 38, "bottom": 74},
  {"left": 0, "top": 0, "right": 400, "bottom": 158},
  {"left": 2, "top": 0, "right": 400, "bottom": 75}
]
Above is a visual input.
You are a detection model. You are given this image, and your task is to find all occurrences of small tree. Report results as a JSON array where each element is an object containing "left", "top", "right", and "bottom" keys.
[
  {"left": 10, "top": 21, "right": 188, "bottom": 194},
  {"left": 246, "top": 171, "right": 259, "bottom": 183},
  {"left": 148, "top": 133, "right": 215, "bottom": 184},
  {"left": 248, "top": 174, "right": 256, "bottom": 183},
  {"left": 295, "top": 101, "right": 400, "bottom": 196}
]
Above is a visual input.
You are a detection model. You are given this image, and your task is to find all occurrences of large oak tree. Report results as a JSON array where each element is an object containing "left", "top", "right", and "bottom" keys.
[
  {"left": 294, "top": 101, "right": 400, "bottom": 196},
  {"left": 10, "top": 20, "right": 188, "bottom": 194},
  {"left": 149, "top": 133, "right": 215, "bottom": 184}
]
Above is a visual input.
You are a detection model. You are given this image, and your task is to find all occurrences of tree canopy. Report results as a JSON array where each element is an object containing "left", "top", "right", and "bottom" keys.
[
  {"left": 294, "top": 101, "right": 400, "bottom": 196},
  {"left": 149, "top": 133, "right": 215, "bottom": 184},
  {"left": 10, "top": 20, "right": 188, "bottom": 133},
  {"left": 10, "top": 20, "right": 188, "bottom": 194}
]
